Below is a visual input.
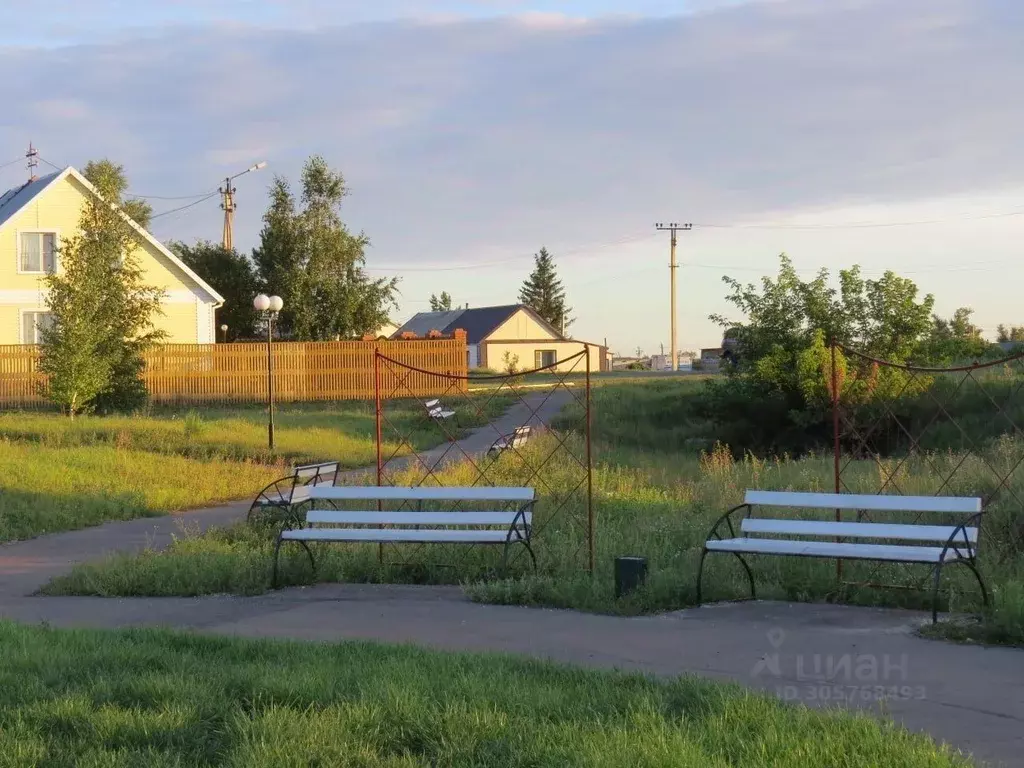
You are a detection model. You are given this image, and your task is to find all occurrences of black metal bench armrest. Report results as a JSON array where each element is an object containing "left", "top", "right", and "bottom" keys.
[
  {"left": 702, "top": 503, "right": 750, "bottom": 542},
  {"left": 939, "top": 511, "right": 984, "bottom": 561}
]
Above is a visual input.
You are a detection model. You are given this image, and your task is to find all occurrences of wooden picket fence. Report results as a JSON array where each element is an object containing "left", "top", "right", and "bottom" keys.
[{"left": 0, "top": 333, "right": 467, "bottom": 407}]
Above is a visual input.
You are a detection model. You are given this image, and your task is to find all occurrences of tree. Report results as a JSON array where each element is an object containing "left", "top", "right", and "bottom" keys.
[
  {"left": 252, "top": 156, "right": 398, "bottom": 340},
  {"left": 923, "top": 307, "right": 989, "bottom": 364},
  {"left": 171, "top": 240, "right": 259, "bottom": 340},
  {"left": 429, "top": 291, "right": 453, "bottom": 312},
  {"left": 997, "top": 324, "right": 1024, "bottom": 343},
  {"left": 40, "top": 162, "right": 165, "bottom": 416},
  {"left": 518, "top": 247, "right": 573, "bottom": 334},
  {"left": 83, "top": 159, "right": 153, "bottom": 230}
]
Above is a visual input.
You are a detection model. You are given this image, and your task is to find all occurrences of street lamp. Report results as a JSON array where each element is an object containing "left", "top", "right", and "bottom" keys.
[
  {"left": 253, "top": 293, "right": 284, "bottom": 450},
  {"left": 220, "top": 323, "right": 228, "bottom": 344}
]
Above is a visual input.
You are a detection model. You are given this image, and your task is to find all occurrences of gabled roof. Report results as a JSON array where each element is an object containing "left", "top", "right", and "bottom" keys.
[
  {"left": 392, "top": 304, "right": 563, "bottom": 344},
  {"left": 0, "top": 167, "right": 224, "bottom": 305}
]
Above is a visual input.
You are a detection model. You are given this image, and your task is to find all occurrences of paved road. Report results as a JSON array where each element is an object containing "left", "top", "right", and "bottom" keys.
[{"left": 0, "top": 389, "right": 1021, "bottom": 766}]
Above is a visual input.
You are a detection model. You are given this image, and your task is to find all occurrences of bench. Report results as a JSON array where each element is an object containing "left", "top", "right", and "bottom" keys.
[
  {"left": 247, "top": 461, "right": 340, "bottom": 524},
  {"left": 425, "top": 398, "right": 457, "bottom": 422},
  {"left": 696, "top": 490, "right": 987, "bottom": 623},
  {"left": 487, "top": 426, "right": 532, "bottom": 458},
  {"left": 271, "top": 485, "right": 537, "bottom": 587}
]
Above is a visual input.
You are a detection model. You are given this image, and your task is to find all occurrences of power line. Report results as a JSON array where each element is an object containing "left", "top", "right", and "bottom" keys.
[
  {"left": 0, "top": 156, "right": 24, "bottom": 171},
  {"left": 150, "top": 192, "right": 219, "bottom": 220},
  {"left": 694, "top": 209, "right": 1024, "bottom": 230},
  {"left": 128, "top": 190, "right": 217, "bottom": 201},
  {"left": 37, "top": 155, "right": 65, "bottom": 172}
]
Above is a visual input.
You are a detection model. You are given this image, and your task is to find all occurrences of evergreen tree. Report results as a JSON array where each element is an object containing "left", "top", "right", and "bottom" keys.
[
  {"left": 172, "top": 240, "right": 260, "bottom": 340},
  {"left": 429, "top": 291, "right": 453, "bottom": 312},
  {"left": 252, "top": 156, "right": 398, "bottom": 340},
  {"left": 518, "top": 247, "right": 573, "bottom": 334},
  {"left": 41, "top": 162, "right": 165, "bottom": 416}
]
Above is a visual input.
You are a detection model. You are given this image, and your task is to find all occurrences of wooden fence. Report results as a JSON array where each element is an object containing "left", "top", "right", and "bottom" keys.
[{"left": 0, "top": 332, "right": 467, "bottom": 407}]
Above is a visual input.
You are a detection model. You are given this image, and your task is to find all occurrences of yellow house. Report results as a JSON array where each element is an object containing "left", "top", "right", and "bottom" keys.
[
  {"left": 0, "top": 167, "right": 224, "bottom": 345},
  {"left": 392, "top": 304, "right": 607, "bottom": 373}
]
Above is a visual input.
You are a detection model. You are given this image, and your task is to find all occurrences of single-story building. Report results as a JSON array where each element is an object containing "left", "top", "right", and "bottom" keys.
[{"left": 392, "top": 304, "right": 607, "bottom": 373}]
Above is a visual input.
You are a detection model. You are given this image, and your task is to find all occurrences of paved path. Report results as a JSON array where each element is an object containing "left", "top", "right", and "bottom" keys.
[{"left": 1, "top": 389, "right": 1021, "bottom": 766}]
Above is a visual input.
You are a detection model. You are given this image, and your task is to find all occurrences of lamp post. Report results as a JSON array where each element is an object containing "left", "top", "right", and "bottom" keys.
[
  {"left": 253, "top": 294, "right": 284, "bottom": 450},
  {"left": 220, "top": 323, "right": 228, "bottom": 344}
]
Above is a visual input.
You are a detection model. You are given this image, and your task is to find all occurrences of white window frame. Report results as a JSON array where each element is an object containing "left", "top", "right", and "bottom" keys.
[
  {"left": 20, "top": 309, "right": 55, "bottom": 345},
  {"left": 16, "top": 229, "right": 60, "bottom": 275}
]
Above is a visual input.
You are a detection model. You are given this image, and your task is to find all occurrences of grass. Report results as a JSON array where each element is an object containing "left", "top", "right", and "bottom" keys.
[
  {"left": 47, "top": 380, "right": 1024, "bottom": 648},
  {"left": 0, "top": 620, "right": 971, "bottom": 766},
  {"left": 0, "top": 393, "right": 512, "bottom": 542}
]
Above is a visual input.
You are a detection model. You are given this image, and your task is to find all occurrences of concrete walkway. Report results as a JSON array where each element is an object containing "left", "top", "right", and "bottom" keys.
[{"left": 0, "top": 390, "right": 1021, "bottom": 766}]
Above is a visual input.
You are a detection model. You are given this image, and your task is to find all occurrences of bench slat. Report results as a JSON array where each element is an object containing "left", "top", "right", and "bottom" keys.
[
  {"left": 309, "top": 486, "right": 535, "bottom": 502},
  {"left": 282, "top": 528, "right": 514, "bottom": 543},
  {"left": 744, "top": 490, "right": 981, "bottom": 514},
  {"left": 707, "top": 537, "right": 969, "bottom": 562},
  {"left": 741, "top": 519, "right": 977, "bottom": 543},
  {"left": 305, "top": 510, "right": 530, "bottom": 526}
]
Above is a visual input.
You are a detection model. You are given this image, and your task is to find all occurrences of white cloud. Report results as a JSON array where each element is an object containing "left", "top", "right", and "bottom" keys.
[{"left": 0, "top": 0, "right": 1022, "bottom": 350}]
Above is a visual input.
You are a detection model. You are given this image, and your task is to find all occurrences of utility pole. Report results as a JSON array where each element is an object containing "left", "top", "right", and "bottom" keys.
[
  {"left": 25, "top": 142, "right": 39, "bottom": 181},
  {"left": 219, "top": 161, "right": 267, "bottom": 251},
  {"left": 655, "top": 222, "right": 692, "bottom": 372}
]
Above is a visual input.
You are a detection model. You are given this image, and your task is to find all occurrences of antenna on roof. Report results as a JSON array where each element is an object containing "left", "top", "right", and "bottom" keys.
[{"left": 25, "top": 142, "right": 39, "bottom": 181}]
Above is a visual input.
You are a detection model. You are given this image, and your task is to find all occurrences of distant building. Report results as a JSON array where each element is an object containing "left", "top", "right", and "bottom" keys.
[
  {"left": 700, "top": 347, "right": 724, "bottom": 370},
  {"left": 392, "top": 304, "right": 608, "bottom": 372}
]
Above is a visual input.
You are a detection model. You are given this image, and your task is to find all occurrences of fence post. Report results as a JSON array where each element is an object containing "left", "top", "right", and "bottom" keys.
[
  {"left": 831, "top": 339, "right": 843, "bottom": 581},
  {"left": 585, "top": 346, "right": 595, "bottom": 573}
]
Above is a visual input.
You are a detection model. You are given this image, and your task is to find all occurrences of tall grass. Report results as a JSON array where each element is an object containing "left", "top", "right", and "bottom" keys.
[
  {"left": 0, "top": 621, "right": 971, "bottom": 767},
  {"left": 0, "top": 395, "right": 512, "bottom": 542},
  {"left": 46, "top": 381, "right": 1024, "bottom": 645}
]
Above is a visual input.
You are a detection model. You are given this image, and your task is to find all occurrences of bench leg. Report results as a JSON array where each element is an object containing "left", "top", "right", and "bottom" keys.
[
  {"left": 522, "top": 539, "right": 538, "bottom": 571},
  {"left": 696, "top": 549, "right": 756, "bottom": 605},
  {"left": 271, "top": 536, "right": 317, "bottom": 590},
  {"left": 931, "top": 562, "right": 945, "bottom": 624},
  {"left": 961, "top": 561, "right": 990, "bottom": 609},
  {"left": 695, "top": 548, "right": 709, "bottom": 604},
  {"left": 271, "top": 534, "right": 285, "bottom": 589}
]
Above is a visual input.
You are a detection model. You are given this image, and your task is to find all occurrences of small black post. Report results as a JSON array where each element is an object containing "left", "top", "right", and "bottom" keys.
[{"left": 614, "top": 556, "right": 648, "bottom": 599}]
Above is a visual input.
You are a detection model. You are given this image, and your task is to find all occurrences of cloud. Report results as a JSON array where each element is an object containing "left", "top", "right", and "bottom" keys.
[{"left": 0, "top": 0, "right": 1022, "bottom": 349}]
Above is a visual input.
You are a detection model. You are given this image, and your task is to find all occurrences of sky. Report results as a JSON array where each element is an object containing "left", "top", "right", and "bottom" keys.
[{"left": 1, "top": 0, "right": 1023, "bottom": 354}]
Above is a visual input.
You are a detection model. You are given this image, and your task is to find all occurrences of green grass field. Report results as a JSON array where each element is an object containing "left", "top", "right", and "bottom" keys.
[
  {"left": 0, "top": 621, "right": 970, "bottom": 767},
  {"left": 0, "top": 394, "right": 510, "bottom": 543},
  {"left": 46, "top": 379, "right": 1024, "bottom": 647}
]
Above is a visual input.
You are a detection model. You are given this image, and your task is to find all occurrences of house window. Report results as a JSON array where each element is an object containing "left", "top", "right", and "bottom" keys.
[
  {"left": 534, "top": 349, "right": 557, "bottom": 369},
  {"left": 22, "top": 312, "right": 55, "bottom": 344},
  {"left": 19, "top": 231, "right": 57, "bottom": 273}
]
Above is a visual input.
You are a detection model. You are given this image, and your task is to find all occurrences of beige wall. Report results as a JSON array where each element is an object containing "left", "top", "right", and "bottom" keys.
[
  {"left": 488, "top": 308, "right": 559, "bottom": 341},
  {"left": 482, "top": 340, "right": 604, "bottom": 373},
  {"left": 0, "top": 172, "right": 217, "bottom": 344}
]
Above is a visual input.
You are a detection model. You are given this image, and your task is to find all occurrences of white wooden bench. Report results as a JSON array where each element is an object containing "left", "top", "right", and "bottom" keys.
[
  {"left": 696, "top": 490, "right": 987, "bottom": 623},
  {"left": 424, "top": 398, "right": 457, "bottom": 422},
  {"left": 487, "top": 426, "right": 531, "bottom": 458},
  {"left": 247, "top": 460, "right": 340, "bottom": 524},
  {"left": 271, "top": 485, "right": 537, "bottom": 586}
]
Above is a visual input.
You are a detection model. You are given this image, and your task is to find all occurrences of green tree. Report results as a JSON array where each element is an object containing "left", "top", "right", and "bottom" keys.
[
  {"left": 252, "top": 156, "right": 398, "bottom": 340},
  {"left": 429, "top": 291, "right": 453, "bottom": 312},
  {"left": 923, "top": 307, "right": 989, "bottom": 364},
  {"left": 41, "top": 162, "right": 165, "bottom": 416},
  {"left": 996, "top": 324, "right": 1024, "bottom": 343},
  {"left": 171, "top": 240, "right": 259, "bottom": 340},
  {"left": 83, "top": 159, "right": 153, "bottom": 230},
  {"left": 518, "top": 247, "right": 573, "bottom": 334}
]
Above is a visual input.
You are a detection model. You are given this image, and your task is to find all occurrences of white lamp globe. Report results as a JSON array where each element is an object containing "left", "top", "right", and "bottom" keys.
[
  {"left": 268, "top": 295, "right": 284, "bottom": 313},
  {"left": 253, "top": 294, "right": 270, "bottom": 312}
]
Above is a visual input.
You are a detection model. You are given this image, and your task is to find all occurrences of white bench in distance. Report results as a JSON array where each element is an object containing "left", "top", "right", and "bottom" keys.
[
  {"left": 271, "top": 485, "right": 537, "bottom": 587},
  {"left": 487, "top": 426, "right": 531, "bottom": 458},
  {"left": 696, "top": 490, "right": 987, "bottom": 623},
  {"left": 247, "top": 460, "right": 340, "bottom": 524},
  {"left": 424, "top": 398, "right": 457, "bottom": 422}
]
